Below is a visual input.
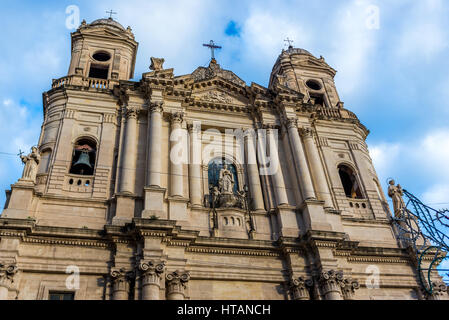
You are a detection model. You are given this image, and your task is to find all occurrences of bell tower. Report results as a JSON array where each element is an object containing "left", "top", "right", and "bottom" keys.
[
  {"left": 68, "top": 17, "right": 138, "bottom": 80},
  {"left": 269, "top": 47, "right": 341, "bottom": 108}
]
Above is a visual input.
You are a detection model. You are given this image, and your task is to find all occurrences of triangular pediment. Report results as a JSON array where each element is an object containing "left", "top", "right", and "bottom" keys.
[{"left": 192, "top": 87, "right": 248, "bottom": 106}]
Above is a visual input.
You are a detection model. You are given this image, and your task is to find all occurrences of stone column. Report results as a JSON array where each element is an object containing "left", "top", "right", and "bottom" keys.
[
  {"left": 166, "top": 270, "right": 190, "bottom": 300},
  {"left": 147, "top": 102, "right": 163, "bottom": 187},
  {"left": 290, "top": 277, "right": 313, "bottom": 300},
  {"left": 266, "top": 126, "right": 288, "bottom": 206},
  {"left": 285, "top": 119, "right": 316, "bottom": 201},
  {"left": 188, "top": 122, "right": 202, "bottom": 207},
  {"left": 245, "top": 131, "right": 264, "bottom": 211},
  {"left": 318, "top": 270, "right": 344, "bottom": 300},
  {"left": 299, "top": 126, "right": 333, "bottom": 208},
  {"left": 110, "top": 268, "right": 133, "bottom": 300},
  {"left": 169, "top": 112, "right": 185, "bottom": 197},
  {"left": 139, "top": 260, "right": 165, "bottom": 300},
  {"left": 0, "top": 263, "right": 17, "bottom": 300},
  {"left": 119, "top": 106, "right": 139, "bottom": 194}
]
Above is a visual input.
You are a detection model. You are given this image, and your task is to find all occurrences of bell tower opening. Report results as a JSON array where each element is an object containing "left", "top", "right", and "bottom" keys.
[
  {"left": 88, "top": 64, "right": 109, "bottom": 79},
  {"left": 69, "top": 138, "right": 97, "bottom": 176}
]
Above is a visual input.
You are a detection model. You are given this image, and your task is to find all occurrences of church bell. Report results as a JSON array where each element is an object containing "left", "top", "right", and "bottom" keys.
[{"left": 72, "top": 151, "right": 92, "bottom": 173}]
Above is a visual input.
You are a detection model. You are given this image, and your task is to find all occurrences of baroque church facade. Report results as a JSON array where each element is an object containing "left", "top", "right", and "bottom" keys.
[{"left": 0, "top": 17, "right": 445, "bottom": 300}]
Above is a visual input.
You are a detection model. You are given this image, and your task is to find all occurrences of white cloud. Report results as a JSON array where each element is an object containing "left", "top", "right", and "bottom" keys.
[
  {"left": 369, "top": 128, "right": 449, "bottom": 206},
  {"left": 0, "top": 99, "right": 41, "bottom": 182},
  {"left": 393, "top": 0, "right": 448, "bottom": 62}
]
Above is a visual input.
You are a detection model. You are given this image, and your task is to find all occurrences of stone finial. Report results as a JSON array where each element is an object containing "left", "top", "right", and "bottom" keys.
[{"left": 150, "top": 57, "right": 165, "bottom": 71}]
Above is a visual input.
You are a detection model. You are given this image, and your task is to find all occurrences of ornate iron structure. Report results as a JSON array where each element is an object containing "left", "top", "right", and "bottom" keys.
[{"left": 390, "top": 187, "right": 449, "bottom": 295}]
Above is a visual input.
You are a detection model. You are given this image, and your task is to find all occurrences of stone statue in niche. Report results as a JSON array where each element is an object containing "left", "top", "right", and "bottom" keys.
[
  {"left": 388, "top": 179, "right": 406, "bottom": 218},
  {"left": 20, "top": 147, "right": 40, "bottom": 183},
  {"left": 207, "top": 159, "right": 243, "bottom": 209},
  {"left": 219, "top": 165, "right": 235, "bottom": 194}
]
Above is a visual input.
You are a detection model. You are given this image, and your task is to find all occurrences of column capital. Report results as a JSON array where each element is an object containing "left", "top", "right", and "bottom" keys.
[
  {"left": 139, "top": 260, "right": 166, "bottom": 288},
  {"left": 298, "top": 126, "right": 314, "bottom": 138},
  {"left": 187, "top": 122, "right": 201, "bottom": 133},
  {"left": 340, "top": 277, "right": 360, "bottom": 300},
  {"left": 0, "top": 263, "right": 18, "bottom": 289},
  {"left": 139, "top": 260, "right": 165, "bottom": 276},
  {"left": 318, "top": 269, "right": 343, "bottom": 297},
  {"left": 425, "top": 281, "right": 448, "bottom": 300},
  {"left": 149, "top": 101, "right": 164, "bottom": 113},
  {"left": 124, "top": 106, "right": 140, "bottom": 119},
  {"left": 170, "top": 112, "right": 185, "bottom": 125},
  {"left": 289, "top": 276, "right": 313, "bottom": 300},
  {"left": 166, "top": 270, "right": 190, "bottom": 296},
  {"left": 110, "top": 267, "right": 134, "bottom": 285},
  {"left": 284, "top": 118, "right": 298, "bottom": 129}
]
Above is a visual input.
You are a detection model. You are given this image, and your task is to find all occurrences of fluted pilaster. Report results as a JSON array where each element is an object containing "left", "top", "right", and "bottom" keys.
[
  {"left": 285, "top": 119, "right": 316, "bottom": 201},
  {"left": 147, "top": 102, "right": 163, "bottom": 187},
  {"left": 170, "top": 112, "right": 185, "bottom": 197},
  {"left": 188, "top": 122, "right": 202, "bottom": 207},
  {"left": 119, "top": 106, "right": 140, "bottom": 194},
  {"left": 299, "top": 126, "right": 333, "bottom": 208}
]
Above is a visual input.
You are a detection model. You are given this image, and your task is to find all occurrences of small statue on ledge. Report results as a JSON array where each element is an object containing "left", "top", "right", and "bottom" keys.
[
  {"left": 150, "top": 57, "right": 165, "bottom": 71},
  {"left": 388, "top": 179, "right": 406, "bottom": 218},
  {"left": 19, "top": 146, "right": 40, "bottom": 183}
]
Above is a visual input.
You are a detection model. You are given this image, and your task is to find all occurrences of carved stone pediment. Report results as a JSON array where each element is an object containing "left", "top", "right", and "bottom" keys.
[{"left": 193, "top": 89, "right": 247, "bottom": 106}]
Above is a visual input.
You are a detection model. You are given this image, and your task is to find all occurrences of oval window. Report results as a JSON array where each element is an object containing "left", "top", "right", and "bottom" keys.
[
  {"left": 306, "top": 80, "right": 322, "bottom": 91},
  {"left": 92, "top": 51, "right": 111, "bottom": 62}
]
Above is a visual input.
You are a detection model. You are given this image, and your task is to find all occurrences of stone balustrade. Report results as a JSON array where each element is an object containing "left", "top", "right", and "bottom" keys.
[{"left": 52, "top": 75, "right": 117, "bottom": 90}]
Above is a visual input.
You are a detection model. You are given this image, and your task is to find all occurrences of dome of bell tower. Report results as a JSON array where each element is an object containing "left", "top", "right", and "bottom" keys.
[{"left": 89, "top": 17, "right": 126, "bottom": 31}]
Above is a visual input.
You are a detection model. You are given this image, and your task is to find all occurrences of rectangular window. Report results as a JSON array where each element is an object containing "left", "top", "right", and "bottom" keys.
[{"left": 48, "top": 291, "right": 75, "bottom": 300}]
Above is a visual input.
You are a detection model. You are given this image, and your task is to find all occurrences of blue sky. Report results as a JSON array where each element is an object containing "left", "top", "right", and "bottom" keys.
[{"left": 0, "top": 1, "right": 448, "bottom": 214}]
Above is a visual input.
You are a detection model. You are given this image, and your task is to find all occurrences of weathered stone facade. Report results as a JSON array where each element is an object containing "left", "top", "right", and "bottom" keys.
[{"left": 0, "top": 17, "right": 446, "bottom": 300}]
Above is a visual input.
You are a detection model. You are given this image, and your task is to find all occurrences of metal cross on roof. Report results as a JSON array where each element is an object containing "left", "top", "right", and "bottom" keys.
[
  {"left": 203, "top": 40, "right": 222, "bottom": 61},
  {"left": 17, "top": 149, "right": 24, "bottom": 157},
  {"left": 106, "top": 10, "right": 117, "bottom": 19},
  {"left": 284, "top": 37, "right": 294, "bottom": 49}
]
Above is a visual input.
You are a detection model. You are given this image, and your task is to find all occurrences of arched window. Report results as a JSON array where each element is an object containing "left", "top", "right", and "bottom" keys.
[
  {"left": 69, "top": 138, "right": 96, "bottom": 176},
  {"left": 338, "top": 164, "right": 363, "bottom": 199},
  {"left": 208, "top": 157, "right": 239, "bottom": 194}
]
